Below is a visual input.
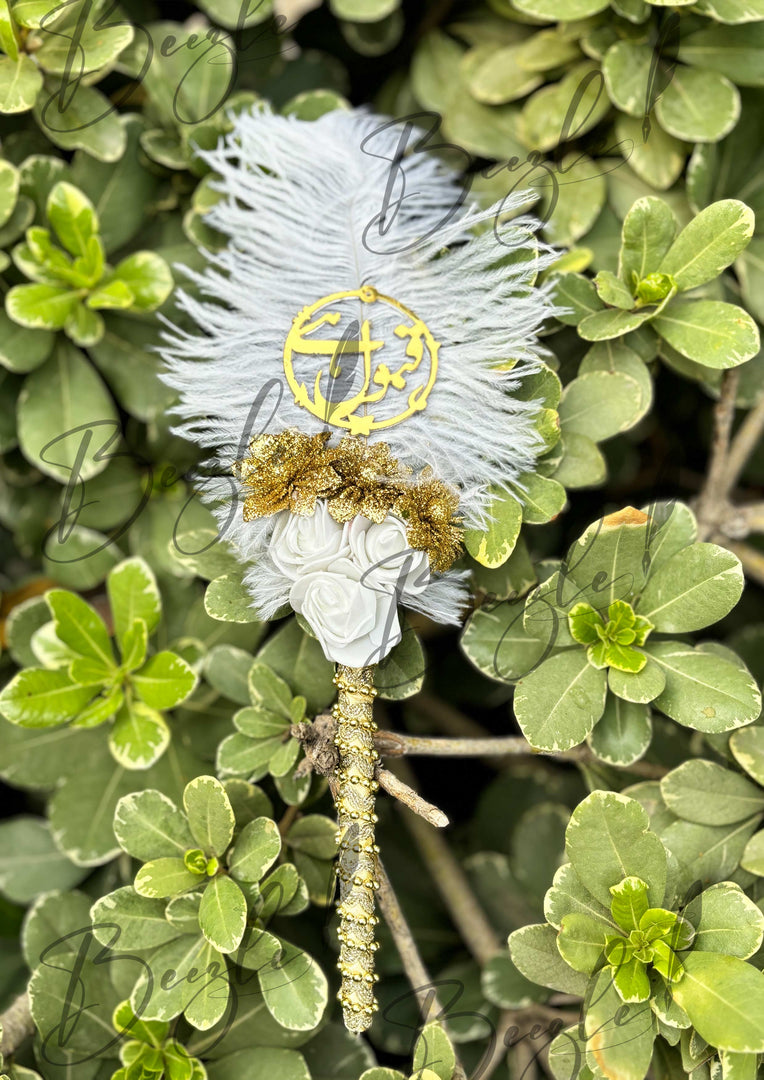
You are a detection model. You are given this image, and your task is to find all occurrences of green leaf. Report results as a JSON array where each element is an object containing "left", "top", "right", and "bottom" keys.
[
  {"left": 134, "top": 857, "right": 202, "bottom": 899},
  {"left": 730, "top": 726, "right": 764, "bottom": 785},
  {"left": 619, "top": 197, "right": 678, "bottom": 284},
  {"left": 464, "top": 485, "right": 522, "bottom": 568},
  {"left": 637, "top": 543, "right": 743, "bottom": 632},
  {"left": 643, "top": 500, "right": 698, "bottom": 573},
  {"left": 559, "top": 370, "right": 645, "bottom": 441},
  {"left": 121, "top": 619, "right": 148, "bottom": 672},
  {"left": 87, "top": 279, "right": 134, "bottom": 310},
  {"left": 512, "top": 0, "right": 608, "bottom": 14},
  {"left": 33, "top": 0, "right": 133, "bottom": 74},
  {"left": 540, "top": 154, "right": 606, "bottom": 247},
  {"left": 521, "top": 61, "right": 610, "bottom": 151},
  {"left": 655, "top": 66, "right": 740, "bottom": 142},
  {"left": 0, "top": 817, "right": 85, "bottom": 902},
  {"left": 616, "top": 115, "right": 686, "bottom": 192},
  {"left": 374, "top": 623, "right": 426, "bottom": 700},
  {"left": 109, "top": 701, "right": 170, "bottom": 770},
  {"left": 205, "top": 574, "right": 260, "bottom": 623},
  {"left": 678, "top": 22, "right": 764, "bottom": 86},
  {"left": 229, "top": 817, "right": 282, "bottom": 883},
  {"left": 661, "top": 760, "right": 764, "bottom": 825},
  {"left": 588, "top": 694, "right": 652, "bottom": 766},
  {"left": 612, "top": 952, "right": 652, "bottom": 1003},
  {"left": 133, "top": 652, "right": 197, "bottom": 710},
  {"left": 652, "top": 299, "right": 759, "bottom": 368},
  {"left": 557, "top": 912, "right": 609, "bottom": 973},
  {"left": 583, "top": 968, "right": 656, "bottom": 1079},
  {"left": 205, "top": 647, "right": 253, "bottom": 706},
  {"left": 0, "top": 307, "right": 54, "bottom": 373},
  {"left": 46, "top": 181, "right": 98, "bottom": 257},
  {"left": 256, "top": 620, "right": 335, "bottom": 714},
  {"left": 130, "top": 933, "right": 228, "bottom": 1029},
  {"left": 114, "top": 789, "right": 194, "bottom": 860},
  {"left": 412, "top": 1022, "right": 456, "bottom": 1080},
  {"left": 658, "top": 199, "right": 754, "bottom": 291},
  {"left": 684, "top": 882, "right": 764, "bottom": 959},
  {"left": 670, "top": 952, "right": 764, "bottom": 1053},
  {"left": 0, "top": 667, "right": 95, "bottom": 727},
  {"left": 259, "top": 940, "right": 328, "bottom": 1031},
  {"left": 0, "top": 158, "right": 18, "bottom": 229},
  {"left": 565, "top": 791, "right": 667, "bottom": 907},
  {"left": 461, "top": 599, "right": 546, "bottom": 683},
  {"left": 568, "top": 603, "right": 603, "bottom": 645},
  {"left": 578, "top": 306, "right": 654, "bottom": 341},
  {"left": 34, "top": 80, "right": 127, "bottom": 161},
  {"left": 608, "top": 660, "right": 665, "bottom": 704},
  {"left": 693, "top": 0, "right": 764, "bottom": 18},
  {"left": 16, "top": 340, "right": 117, "bottom": 482},
  {"left": 514, "top": 649, "right": 608, "bottom": 751},
  {"left": 462, "top": 43, "right": 542, "bottom": 105},
  {"left": 741, "top": 830, "right": 764, "bottom": 875},
  {"left": 198, "top": 875, "right": 247, "bottom": 954},
  {"left": 46, "top": 589, "right": 114, "bottom": 667},
  {"left": 609, "top": 876, "right": 649, "bottom": 932},
  {"left": 107, "top": 557, "right": 162, "bottom": 648},
  {"left": 661, "top": 816, "right": 760, "bottom": 894},
  {"left": 0, "top": 0, "right": 19, "bottom": 59},
  {"left": 90, "top": 886, "right": 182, "bottom": 951},
  {"left": 551, "top": 272, "right": 603, "bottom": 326},
  {"left": 286, "top": 815, "right": 338, "bottom": 861},
  {"left": 508, "top": 923, "right": 590, "bottom": 996},
  {"left": 184, "top": 776, "right": 235, "bottom": 857},
  {"left": 647, "top": 641, "right": 761, "bottom": 732},
  {"left": 0, "top": 54, "right": 42, "bottom": 112},
  {"left": 551, "top": 431, "right": 607, "bottom": 488},
  {"left": 593, "top": 269, "right": 634, "bottom": 309},
  {"left": 110, "top": 251, "right": 173, "bottom": 311},
  {"left": 517, "top": 472, "right": 567, "bottom": 525},
  {"left": 248, "top": 661, "right": 294, "bottom": 718},
  {"left": 6, "top": 282, "right": 79, "bottom": 329},
  {"left": 602, "top": 40, "right": 652, "bottom": 117}
]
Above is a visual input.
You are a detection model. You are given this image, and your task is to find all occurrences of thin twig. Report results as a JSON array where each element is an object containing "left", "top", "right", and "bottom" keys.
[
  {"left": 393, "top": 760, "right": 501, "bottom": 967},
  {"left": 0, "top": 991, "right": 34, "bottom": 1056},
  {"left": 387, "top": 711, "right": 668, "bottom": 778},
  {"left": 376, "top": 859, "right": 469, "bottom": 1080},
  {"left": 696, "top": 369, "right": 740, "bottom": 541},
  {"left": 723, "top": 390, "right": 764, "bottom": 497},
  {"left": 376, "top": 767, "right": 449, "bottom": 827}
]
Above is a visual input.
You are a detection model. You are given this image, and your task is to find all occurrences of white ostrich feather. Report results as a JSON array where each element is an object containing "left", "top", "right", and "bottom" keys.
[{"left": 159, "top": 104, "right": 558, "bottom": 623}]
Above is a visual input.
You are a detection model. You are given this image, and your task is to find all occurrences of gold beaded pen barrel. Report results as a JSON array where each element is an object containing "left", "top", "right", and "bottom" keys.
[{"left": 333, "top": 665, "right": 381, "bottom": 1033}]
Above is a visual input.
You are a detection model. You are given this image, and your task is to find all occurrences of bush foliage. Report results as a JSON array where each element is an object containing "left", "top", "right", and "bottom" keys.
[{"left": 0, "top": 2, "right": 763, "bottom": 1079}]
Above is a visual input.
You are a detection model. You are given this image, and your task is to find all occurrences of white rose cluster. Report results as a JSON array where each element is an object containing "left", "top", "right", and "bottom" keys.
[{"left": 269, "top": 501, "right": 430, "bottom": 667}]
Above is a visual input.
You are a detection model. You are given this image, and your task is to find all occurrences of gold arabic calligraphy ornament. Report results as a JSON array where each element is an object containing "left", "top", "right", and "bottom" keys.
[{"left": 283, "top": 285, "right": 439, "bottom": 435}]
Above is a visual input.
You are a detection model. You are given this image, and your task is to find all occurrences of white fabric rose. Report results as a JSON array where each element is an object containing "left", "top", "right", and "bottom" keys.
[
  {"left": 269, "top": 501, "right": 350, "bottom": 578},
  {"left": 289, "top": 557, "right": 402, "bottom": 667},
  {"left": 348, "top": 514, "right": 430, "bottom": 598}
]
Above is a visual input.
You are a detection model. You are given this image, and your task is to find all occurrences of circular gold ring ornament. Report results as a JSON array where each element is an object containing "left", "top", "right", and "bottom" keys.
[{"left": 283, "top": 286, "right": 439, "bottom": 436}]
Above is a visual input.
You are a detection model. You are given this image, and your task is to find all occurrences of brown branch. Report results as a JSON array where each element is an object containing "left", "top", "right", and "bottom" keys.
[
  {"left": 723, "top": 390, "right": 764, "bottom": 497},
  {"left": 0, "top": 991, "right": 34, "bottom": 1056},
  {"left": 376, "top": 767, "right": 449, "bottom": 828},
  {"left": 695, "top": 368, "right": 740, "bottom": 541},
  {"left": 376, "top": 859, "right": 468, "bottom": 1080},
  {"left": 393, "top": 760, "right": 502, "bottom": 967}
]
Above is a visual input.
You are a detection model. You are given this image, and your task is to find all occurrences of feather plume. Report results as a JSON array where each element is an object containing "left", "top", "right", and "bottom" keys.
[{"left": 159, "top": 104, "right": 557, "bottom": 623}]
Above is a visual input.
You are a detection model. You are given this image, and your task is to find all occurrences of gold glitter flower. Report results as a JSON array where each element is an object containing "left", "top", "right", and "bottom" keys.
[
  {"left": 327, "top": 437, "right": 410, "bottom": 524},
  {"left": 395, "top": 468, "right": 463, "bottom": 572},
  {"left": 235, "top": 430, "right": 340, "bottom": 519}
]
